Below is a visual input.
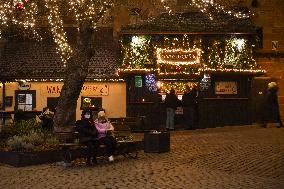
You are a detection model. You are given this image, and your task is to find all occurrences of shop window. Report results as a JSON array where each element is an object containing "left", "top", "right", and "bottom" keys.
[
  {"left": 15, "top": 90, "right": 36, "bottom": 111},
  {"left": 81, "top": 97, "right": 102, "bottom": 111}
]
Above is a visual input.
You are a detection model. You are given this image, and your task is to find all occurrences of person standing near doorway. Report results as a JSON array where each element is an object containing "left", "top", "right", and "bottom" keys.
[
  {"left": 265, "top": 82, "right": 283, "bottom": 127},
  {"left": 165, "top": 89, "right": 180, "bottom": 131},
  {"left": 182, "top": 85, "right": 197, "bottom": 130}
]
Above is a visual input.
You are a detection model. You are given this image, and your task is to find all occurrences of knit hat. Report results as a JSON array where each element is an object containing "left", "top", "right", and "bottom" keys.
[
  {"left": 268, "top": 82, "right": 277, "bottom": 89},
  {"left": 98, "top": 111, "right": 105, "bottom": 118},
  {"left": 81, "top": 109, "right": 92, "bottom": 117}
]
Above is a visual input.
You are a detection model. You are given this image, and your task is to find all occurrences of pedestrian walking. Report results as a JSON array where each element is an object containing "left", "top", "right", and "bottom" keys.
[
  {"left": 164, "top": 89, "right": 180, "bottom": 130},
  {"left": 264, "top": 82, "right": 283, "bottom": 127}
]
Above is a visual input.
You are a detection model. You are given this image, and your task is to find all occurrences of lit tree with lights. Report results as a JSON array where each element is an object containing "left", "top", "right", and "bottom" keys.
[
  {"left": 0, "top": 0, "right": 254, "bottom": 131},
  {"left": 0, "top": 0, "right": 115, "bottom": 131}
]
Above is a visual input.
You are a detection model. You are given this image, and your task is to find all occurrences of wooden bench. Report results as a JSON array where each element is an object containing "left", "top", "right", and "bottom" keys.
[
  {"left": 57, "top": 123, "right": 140, "bottom": 166},
  {"left": 109, "top": 116, "right": 145, "bottom": 132}
]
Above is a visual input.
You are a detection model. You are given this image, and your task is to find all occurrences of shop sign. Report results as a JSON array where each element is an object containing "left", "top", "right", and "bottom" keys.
[
  {"left": 272, "top": 41, "right": 279, "bottom": 51},
  {"left": 41, "top": 84, "right": 109, "bottom": 96},
  {"left": 135, "top": 76, "right": 143, "bottom": 87},
  {"left": 157, "top": 48, "right": 201, "bottom": 65},
  {"left": 215, "top": 81, "right": 237, "bottom": 94}
]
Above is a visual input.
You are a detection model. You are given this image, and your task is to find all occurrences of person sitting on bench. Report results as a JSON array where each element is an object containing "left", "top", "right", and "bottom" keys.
[
  {"left": 39, "top": 107, "right": 54, "bottom": 131},
  {"left": 76, "top": 109, "right": 98, "bottom": 166},
  {"left": 94, "top": 111, "right": 117, "bottom": 162}
]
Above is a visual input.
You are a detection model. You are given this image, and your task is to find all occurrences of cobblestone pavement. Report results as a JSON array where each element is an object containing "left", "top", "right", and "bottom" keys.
[{"left": 1, "top": 126, "right": 284, "bottom": 189}]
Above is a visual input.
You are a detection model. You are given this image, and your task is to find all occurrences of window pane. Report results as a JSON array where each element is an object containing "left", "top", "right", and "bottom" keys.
[
  {"left": 26, "top": 94, "right": 33, "bottom": 105},
  {"left": 18, "top": 94, "right": 26, "bottom": 104}
]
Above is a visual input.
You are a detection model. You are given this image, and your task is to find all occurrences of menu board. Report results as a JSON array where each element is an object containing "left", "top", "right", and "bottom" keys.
[{"left": 215, "top": 81, "right": 238, "bottom": 94}]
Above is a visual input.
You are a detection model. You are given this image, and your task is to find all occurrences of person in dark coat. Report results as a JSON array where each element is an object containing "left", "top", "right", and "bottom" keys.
[
  {"left": 164, "top": 89, "right": 180, "bottom": 130},
  {"left": 39, "top": 107, "right": 54, "bottom": 131},
  {"left": 76, "top": 109, "right": 98, "bottom": 165},
  {"left": 264, "top": 82, "right": 283, "bottom": 127},
  {"left": 182, "top": 85, "right": 197, "bottom": 129}
]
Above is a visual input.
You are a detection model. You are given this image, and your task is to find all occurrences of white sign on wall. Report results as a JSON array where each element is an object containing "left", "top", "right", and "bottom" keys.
[
  {"left": 272, "top": 41, "right": 279, "bottom": 51},
  {"left": 215, "top": 81, "right": 238, "bottom": 94},
  {"left": 40, "top": 84, "right": 109, "bottom": 96}
]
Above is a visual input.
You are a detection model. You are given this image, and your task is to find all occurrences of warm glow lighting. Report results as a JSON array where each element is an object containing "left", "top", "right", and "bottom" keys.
[
  {"left": 189, "top": 0, "right": 252, "bottom": 19},
  {"left": 14, "top": 78, "right": 124, "bottom": 82},
  {"left": 0, "top": 0, "right": 113, "bottom": 66},
  {"left": 157, "top": 47, "right": 201, "bottom": 65},
  {"left": 131, "top": 36, "right": 142, "bottom": 46},
  {"left": 234, "top": 38, "right": 245, "bottom": 51},
  {"left": 156, "top": 81, "right": 162, "bottom": 88}
]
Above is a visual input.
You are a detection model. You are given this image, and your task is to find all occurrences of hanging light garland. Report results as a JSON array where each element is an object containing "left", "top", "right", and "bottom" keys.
[
  {"left": 0, "top": 3, "right": 10, "bottom": 39},
  {"left": 157, "top": 80, "right": 198, "bottom": 94},
  {"left": 68, "top": 0, "right": 113, "bottom": 30},
  {"left": 160, "top": 0, "right": 174, "bottom": 14},
  {"left": 45, "top": 0, "right": 73, "bottom": 66},
  {"left": 119, "top": 33, "right": 265, "bottom": 75},
  {"left": 188, "top": 0, "right": 252, "bottom": 19},
  {"left": 154, "top": 0, "right": 253, "bottom": 19},
  {"left": 0, "top": 0, "right": 113, "bottom": 65}
]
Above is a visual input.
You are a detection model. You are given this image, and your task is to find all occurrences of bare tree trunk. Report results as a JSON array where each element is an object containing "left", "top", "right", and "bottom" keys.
[
  {"left": 53, "top": 28, "right": 94, "bottom": 132},
  {"left": 53, "top": 51, "right": 89, "bottom": 132}
]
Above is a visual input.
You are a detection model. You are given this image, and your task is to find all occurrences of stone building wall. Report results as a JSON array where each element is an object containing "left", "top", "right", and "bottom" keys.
[{"left": 251, "top": 0, "right": 284, "bottom": 120}]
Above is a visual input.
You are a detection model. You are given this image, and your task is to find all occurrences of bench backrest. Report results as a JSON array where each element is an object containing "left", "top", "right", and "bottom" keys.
[
  {"left": 111, "top": 121, "right": 133, "bottom": 141},
  {"left": 109, "top": 117, "right": 144, "bottom": 132}
]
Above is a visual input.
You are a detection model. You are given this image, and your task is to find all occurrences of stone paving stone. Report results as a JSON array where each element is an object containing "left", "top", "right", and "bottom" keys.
[{"left": 0, "top": 126, "right": 284, "bottom": 189}]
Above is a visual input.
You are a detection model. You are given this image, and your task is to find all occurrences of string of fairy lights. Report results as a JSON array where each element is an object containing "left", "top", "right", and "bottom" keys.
[
  {"left": 0, "top": 0, "right": 113, "bottom": 65},
  {"left": 0, "top": 0, "right": 253, "bottom": 65},
  {"left": 160, "top": 0, "right": 174, "bottom": 14},
  {"left": 119, "top": 34, "right": 264, "bottom": 75},
  {"left": 155, "top": 0, "right": 252, "bottom": 20},
  {"left": 0, "top": 0, "right": 264, "bottom": 96},
  {"left": 0, "top": 3, "right": 11, "bottom": 39},
  {"left": 188, "top": 0, "right": 252, "bottom": 19},
  {"left": 45, "top": 0, "right": 73, "bottom": 65},
  {"left": 0, "top": 1, "right": 42, "bottom": 40},
  {"left": 68, "top": 0, "right": 113, "bottom": 30}
]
